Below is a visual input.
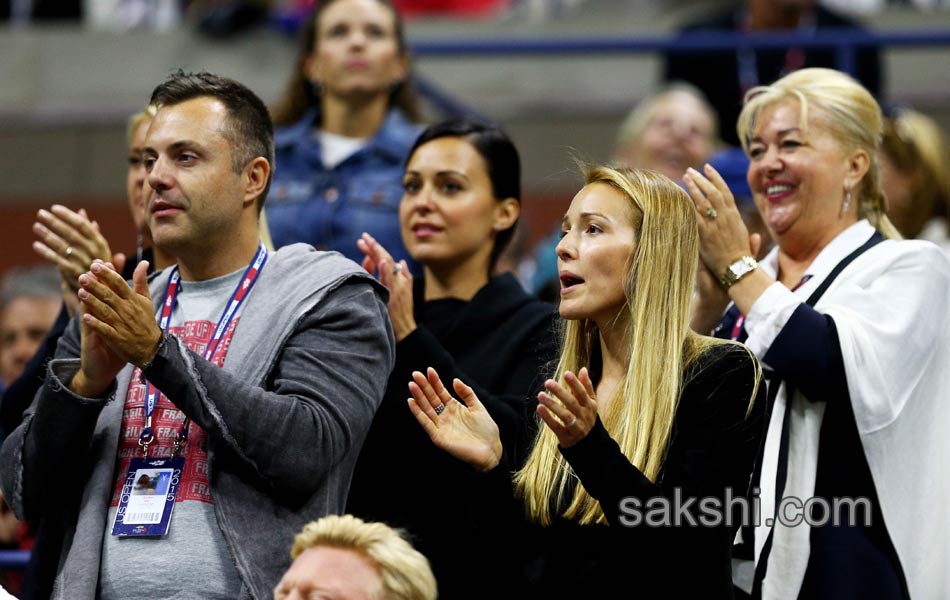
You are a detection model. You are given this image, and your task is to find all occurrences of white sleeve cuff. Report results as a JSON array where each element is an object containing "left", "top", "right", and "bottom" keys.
[{"left": 743, "top": 282, "right": 803, "bottom": 359}]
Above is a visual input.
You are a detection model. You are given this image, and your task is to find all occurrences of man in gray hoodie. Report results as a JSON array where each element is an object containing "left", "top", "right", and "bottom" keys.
[{"left": 0, "top": 71, "right": 394, "bottom": 599}]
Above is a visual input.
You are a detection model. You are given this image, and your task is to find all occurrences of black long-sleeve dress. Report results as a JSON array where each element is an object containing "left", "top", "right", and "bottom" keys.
[
  {"left": 346, "top": 273, "right": 558, "bottom": 599},
  {"left": 475, "top": 343, "right": 766, "bottom": 599}
]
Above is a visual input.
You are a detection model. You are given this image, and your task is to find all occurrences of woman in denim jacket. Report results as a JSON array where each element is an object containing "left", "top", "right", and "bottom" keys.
[{"left": 268, "top": 0, "right": 423, "bottom": 272}]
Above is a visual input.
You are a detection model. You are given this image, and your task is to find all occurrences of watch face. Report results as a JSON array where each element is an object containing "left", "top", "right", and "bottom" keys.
[
  {"left": 732, "top": 261, "right": 752, "bottom": 277},
  {"left": 722, "top": 256, "right": 757, "bottom": 288}
]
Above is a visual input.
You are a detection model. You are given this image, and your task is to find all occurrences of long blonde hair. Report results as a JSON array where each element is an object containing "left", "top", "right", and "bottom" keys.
[
  {"left": 737, "top": 68, "right": 901, "bottom": 240},
  {"left": 514, "top": 166, "right": 752, "bottom": 525}
]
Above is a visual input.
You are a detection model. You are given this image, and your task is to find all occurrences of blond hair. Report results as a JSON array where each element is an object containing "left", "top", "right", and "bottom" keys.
[
  {"left": 737, "top": 68, "right": 900, "bottom": 239},
  {"left": 615, "top": 82, "right": 719, "bottom": 151},
  {"left": 514, "top": 166, "right": 758, "bottom": 525},
  {"left": 881, "top": 108, "right": 950, "bottom": 237},
  {"left": 290, "top": 515, "right": 436, "bottom": 600},
  {"left": 126, "top": 104, "right": 158, "bottom": 145}
]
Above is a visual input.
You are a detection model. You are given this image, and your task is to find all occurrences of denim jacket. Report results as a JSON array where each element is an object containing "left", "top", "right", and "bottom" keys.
[{"left": 267, "top": 108, "right": 422, "bottom": 273}]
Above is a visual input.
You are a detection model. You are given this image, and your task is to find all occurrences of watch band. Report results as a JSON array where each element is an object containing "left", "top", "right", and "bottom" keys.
[{"left": 720, "top": 256, "right": 759, "bottom": 289}]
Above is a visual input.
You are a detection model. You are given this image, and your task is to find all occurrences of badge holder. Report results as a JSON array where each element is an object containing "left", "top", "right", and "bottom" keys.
[{"left": 111, "top": 425, "right": 185, "bottom": 537}]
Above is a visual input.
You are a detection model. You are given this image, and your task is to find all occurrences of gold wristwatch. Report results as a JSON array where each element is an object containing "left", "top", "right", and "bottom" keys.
[{"left": 720, "top": 256, "right": 758, "bottom": 289}]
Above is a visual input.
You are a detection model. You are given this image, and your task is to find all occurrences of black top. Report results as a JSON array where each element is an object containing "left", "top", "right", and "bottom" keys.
[
  {"left": 346, "top": 273, "right": 558, "bottom": 599},
  {"left": 474, "top": 343, "right": 766, "bottom": 598},
  {"left": 663, "top": 4, "right": 882, "bottom": 146}
]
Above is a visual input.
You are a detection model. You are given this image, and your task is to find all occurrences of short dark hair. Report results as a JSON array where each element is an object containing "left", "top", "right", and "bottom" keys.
[
  {"left": 407, "top": 118, "right": 521, "bottom": 271},
  {"left": 149, "top": 70, "right": 275, "bottom": 208}
]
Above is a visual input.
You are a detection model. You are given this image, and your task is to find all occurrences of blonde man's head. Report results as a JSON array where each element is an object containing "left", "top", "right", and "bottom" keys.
[{"left": 275, "top": 515, "right": 437, "bottom": 600}]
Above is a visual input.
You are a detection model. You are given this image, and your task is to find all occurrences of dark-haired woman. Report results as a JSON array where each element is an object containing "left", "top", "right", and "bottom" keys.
[
  {"left": 267, "top": 0, "right": 423, "bottom": 271},
  {"left": 346, "top": 119, "right": 557, "bottom": 598}
]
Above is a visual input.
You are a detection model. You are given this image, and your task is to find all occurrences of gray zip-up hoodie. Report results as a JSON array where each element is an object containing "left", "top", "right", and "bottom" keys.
[{"left": 0, "top": 244, "right": 395, "bottom": 599}]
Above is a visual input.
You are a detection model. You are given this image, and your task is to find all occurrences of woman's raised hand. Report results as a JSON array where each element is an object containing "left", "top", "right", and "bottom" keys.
[
  {"left": 683, "top": 164, "right": 759, "bottom": 277},
  {"left": 407, "top": 367, "right": 503, "bottom": 472},
  {"left": 357, "top": 232, "right": 416, "bottom": 341},
  {"left": 32, "top": 205, "right": 126, "bottom": 317},
  {"left": 537, "top": 368, "right": 598, "bottom": 448}
]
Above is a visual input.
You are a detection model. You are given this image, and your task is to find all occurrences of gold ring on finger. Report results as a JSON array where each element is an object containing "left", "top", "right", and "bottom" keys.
[
  {"left": 65, "top": 246, "right": 74, "bottom": 257},
  {"left": 704, "top": 207, "right": 718, "bottom": 219}
]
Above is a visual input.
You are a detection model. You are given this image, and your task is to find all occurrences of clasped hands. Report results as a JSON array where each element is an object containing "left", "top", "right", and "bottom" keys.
[
  {"left": 68, "top": 260, "right": 161, "bottom": 398},
  {"left": 407, "top": 366, "right": 599, "bottom": 472}
]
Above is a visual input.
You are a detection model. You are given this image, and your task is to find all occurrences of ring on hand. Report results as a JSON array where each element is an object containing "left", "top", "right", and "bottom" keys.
[
  {"left": 391, "top": 262, "right": 403, "bottom": 276},
  {"left": 434, "top": 404, "right": 445, "bottom": 415},
  {"left": 65, "top": 246, "right": 74, "bottom": 257},
  {"left": 704, "top": 207, "right": 718, "bottom": 219},
  {"left": 566, "top": 416, "right": 577, "bottom": 428}
]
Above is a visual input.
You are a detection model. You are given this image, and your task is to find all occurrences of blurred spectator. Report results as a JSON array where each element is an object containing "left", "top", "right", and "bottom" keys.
[
  {"left": 879, "top": 107, "right": 950, "bottom": 254},
  {"left": 0, "top": 0, "right": 80, "bottom": 23},
  {"left": 0, "top": 266, "right": 60, "bottom": 388},
  {"left": 0, "top": 265, "right": 59, "bottom": 597},
  {"left": 195, "top": 0, "right": 269, "bottom": 38},
  {"left": 664, "top": 0, "right": 883, "bottom": 146},
  {"left": 394, "top": 0, "right": 507, "bottom": 17},
  {"left": 528, "top": 85, "right": 719, "bottom": 301},
  {"left": 267, "top": 0, "right": 424, "bottom": 273},
  {"left": 614, "top": 82, "right": 718, "bottom": 181},
  {"left": 274, "top": 514, "right": 436, "bottom": 600},
  {"left": 0, "top": 488, "right": 26, "bottom": 598},
  {"left": 84, "top": 0, "right": 182, "bottom": 30},
  {"left": 824, "top": 0, "right": 950, "bottom": 14},
  {"left": 274, "top": 0, "right": 508, "bottom": 31}
]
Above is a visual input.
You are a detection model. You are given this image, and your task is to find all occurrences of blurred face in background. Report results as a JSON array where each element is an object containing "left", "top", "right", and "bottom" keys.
[
  {"left": 127, "top": 116, "right": 153, "bottom": 233},
  {"left": 878, "top": 149, "right": 917, "bottom": 235},
  {"left": 616, "top": 90, "right": 716, "bottom": 182},
  {"left": 309, "top": 0, "right": 408, "bottom": 103},
  {"left": 0, "top": 296, "right": 60, "bottom": 384}
]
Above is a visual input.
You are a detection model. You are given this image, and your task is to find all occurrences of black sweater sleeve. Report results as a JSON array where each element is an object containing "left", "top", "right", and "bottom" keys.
[
  {"left": 561, "top": 345, "right": 766, "bottom": 527},
  {"left": 395, "top": 323, "right": 553, "bottom": 459}
]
